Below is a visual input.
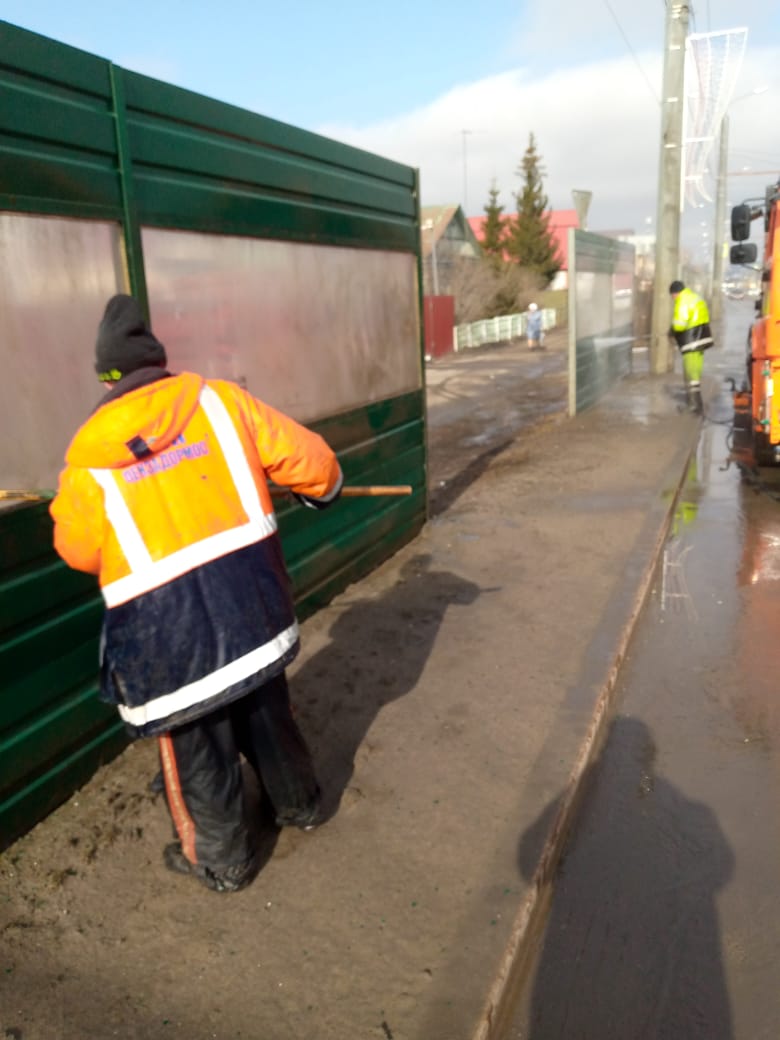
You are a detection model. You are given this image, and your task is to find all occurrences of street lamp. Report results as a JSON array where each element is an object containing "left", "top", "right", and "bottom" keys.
[{"left": 421, "top": 218, "right": 440, "bottom": 296}]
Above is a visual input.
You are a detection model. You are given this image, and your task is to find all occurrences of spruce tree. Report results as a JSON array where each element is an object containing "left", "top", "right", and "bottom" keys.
[
  {"left": 505, "top": 133, "right": 561, "bottom": 284},
  {"left": 481, "top": 181, "right": 507, "bottom": 267}
]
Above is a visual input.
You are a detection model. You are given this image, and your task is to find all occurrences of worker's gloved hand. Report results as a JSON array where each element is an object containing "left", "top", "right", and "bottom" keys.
[{"left": 292, "top": 488, "right": 342, "bottom": 510}]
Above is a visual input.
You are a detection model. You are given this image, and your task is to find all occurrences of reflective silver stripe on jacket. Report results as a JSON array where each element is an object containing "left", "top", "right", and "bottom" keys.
[
  {"left": 680, "top": 338, "right": 713, "bottom": 353},
  {"left": 91, "top": 385, "right": 277, "bottom": 608},
  {"left": 115, "top": 620, "right": 299, "bottom": 730}
]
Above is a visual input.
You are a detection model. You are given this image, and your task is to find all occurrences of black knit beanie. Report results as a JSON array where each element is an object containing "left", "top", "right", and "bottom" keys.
[
  {"left": 669, "top": 280, "right": 685, "bottom": 294},
  {"left": 95, "top": 294, "right": 167, "bottom": 381}
]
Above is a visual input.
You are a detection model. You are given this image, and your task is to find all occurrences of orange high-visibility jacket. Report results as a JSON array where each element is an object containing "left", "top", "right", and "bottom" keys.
[{"left": 51, "top": 371, "right": 342, "bottom": 737}]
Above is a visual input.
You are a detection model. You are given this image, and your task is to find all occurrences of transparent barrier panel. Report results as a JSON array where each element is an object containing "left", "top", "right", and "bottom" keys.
[
  {"left": 570, "top": 230, "right": 636, "bottom": 415},
  {"left": 142, "top": 229, "right": 422, "bottom": 423},
  {"left": 0, "top": 214, "right": 126, "bottom": 492}
]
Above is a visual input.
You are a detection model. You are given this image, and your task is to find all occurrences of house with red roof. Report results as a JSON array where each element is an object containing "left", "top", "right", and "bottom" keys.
[
  {"left": 420, "top": 204, "right": 482, "bottom": 296},
  {"left": 466, "top": 209, "right": 579, "bottom": 290}
]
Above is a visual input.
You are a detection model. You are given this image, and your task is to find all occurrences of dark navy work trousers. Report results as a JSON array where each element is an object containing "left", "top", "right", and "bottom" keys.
[{"left": 159, "top": 670, "right": 319, "bottom": 873}]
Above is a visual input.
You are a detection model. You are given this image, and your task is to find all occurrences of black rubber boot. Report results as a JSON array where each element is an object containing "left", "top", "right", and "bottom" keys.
[
  {"left": 275, "top": 801, "right": 322, "bottom": 832},
  {"left": 163, "top": 842, "right": 259, "bottom": 893},
  {"left": 274, "top": 784, "right": 323, "bottom": 832}
]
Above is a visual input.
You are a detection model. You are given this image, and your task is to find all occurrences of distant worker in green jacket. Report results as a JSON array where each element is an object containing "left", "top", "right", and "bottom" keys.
[{"left": 669, "top": 280, "right": 714, "bottom": 415}]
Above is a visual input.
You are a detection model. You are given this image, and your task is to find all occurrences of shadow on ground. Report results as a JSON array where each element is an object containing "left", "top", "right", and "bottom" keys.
[
  {"left": 516, "top": 715, "right": 735, "bottom": 1038},
  {"left": 289, "top": 553, "right": 488, "bottom": 818}
]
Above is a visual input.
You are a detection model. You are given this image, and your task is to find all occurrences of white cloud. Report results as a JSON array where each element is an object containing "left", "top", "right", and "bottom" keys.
[
  {"left": 505, "top": 0, "right": 663, "bottom": 71},
  {"left": 318, "top": 54, "right": 662, "bottom": 231},
  {"left": 318, "top": 44, "right": 780, "bottom": 239}
]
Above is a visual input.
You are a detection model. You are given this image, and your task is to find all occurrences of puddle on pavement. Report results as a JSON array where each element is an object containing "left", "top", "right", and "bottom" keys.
[
  {"left": 508, "top": 300, "right": 780, "bottom": 1037},
  {"left": 597, "top": 376, "right": 682, "bottom": 425}
]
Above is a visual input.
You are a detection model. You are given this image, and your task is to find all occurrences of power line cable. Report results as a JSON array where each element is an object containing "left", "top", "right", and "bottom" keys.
[
  {"left": 603, "top": 0, "right": 660, "bottom": 103},
  {"left": 730, "top": 151, "right": 780, "bottom": 165}
]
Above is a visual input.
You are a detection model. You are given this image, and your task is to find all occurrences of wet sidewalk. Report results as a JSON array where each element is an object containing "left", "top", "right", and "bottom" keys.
[{"left": 0, "top": 349, "right": 701, "bottom": 1040}]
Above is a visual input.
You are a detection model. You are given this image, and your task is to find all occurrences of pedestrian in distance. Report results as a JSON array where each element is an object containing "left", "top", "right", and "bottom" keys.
[
  {"left": 668, "top": 280, "right": 714, "bottom": 415},
  {"left": 526, "top": 302, "right": 543, "bottom": 351},
  {"left": 50, "top": 294, "right": 343, "bottom": 894}
]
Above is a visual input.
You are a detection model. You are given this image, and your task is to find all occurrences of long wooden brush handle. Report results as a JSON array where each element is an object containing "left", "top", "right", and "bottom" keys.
[
  {"left": 0, "top": 490, "right": 52, "bottom": 501},
  {"left": 270, "top": 485, "right": 412, "bottom": 498},
  {"left": 337, "top": 485, "right": 412, "bottom": 497},
  {"left": 0, "top": 485, "right": 413, "bottom": 503}
]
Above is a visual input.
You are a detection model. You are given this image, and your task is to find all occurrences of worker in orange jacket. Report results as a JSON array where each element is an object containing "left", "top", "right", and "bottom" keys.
[{"left": 51, "top": 294, "right": 343, "bottom": 893}]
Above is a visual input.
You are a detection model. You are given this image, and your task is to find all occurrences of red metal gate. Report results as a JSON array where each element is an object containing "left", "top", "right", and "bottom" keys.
[{"left": 424, "top": 295, "right": 454, "bottom": 358}]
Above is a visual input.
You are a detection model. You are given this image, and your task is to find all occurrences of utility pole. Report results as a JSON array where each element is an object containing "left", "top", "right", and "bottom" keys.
[
  {"left": 711, "top": 114, "right": 729, "bottom": 324},
  {"left": 462, "top": 129, "right": 472, "bottom": 215},
  {"left": 650, "top": 1, "right": 690, "bottom": 374},
  {"left": 422, "top": 219, "right": 440, "bottom": 295}
]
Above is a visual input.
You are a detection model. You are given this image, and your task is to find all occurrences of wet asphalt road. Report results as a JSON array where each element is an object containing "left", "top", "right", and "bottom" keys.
[{"left": 508, "top": 299, "right": 780, "bottom": 1039}]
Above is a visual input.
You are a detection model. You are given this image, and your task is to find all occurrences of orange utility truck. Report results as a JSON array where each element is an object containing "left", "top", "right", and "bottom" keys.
[{"left": 729, "top": 181, "right": 780, "bottom": 468}]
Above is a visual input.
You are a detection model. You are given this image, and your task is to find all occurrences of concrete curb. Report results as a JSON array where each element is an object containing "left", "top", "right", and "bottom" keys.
[{"left": 472, "top": 420, "right": 701, "bottom": 1040}]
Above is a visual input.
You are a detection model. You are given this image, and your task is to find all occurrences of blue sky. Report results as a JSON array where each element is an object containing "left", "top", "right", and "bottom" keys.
[
  {"left": 3, "top": 0, "right": 780, "bottom": 248},
  {"left": 3, "top": 0, "right": 540, "bottom": 126}
]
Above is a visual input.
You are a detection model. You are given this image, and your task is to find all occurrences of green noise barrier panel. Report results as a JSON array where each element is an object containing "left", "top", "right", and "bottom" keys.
[{"left": 0, "top": 20, "right": 426, "bottom": 850}]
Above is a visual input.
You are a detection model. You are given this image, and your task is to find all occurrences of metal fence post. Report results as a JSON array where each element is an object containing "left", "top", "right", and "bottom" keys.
[{"left": 109, "top": 64, "right": 149, "bottom": 318}]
